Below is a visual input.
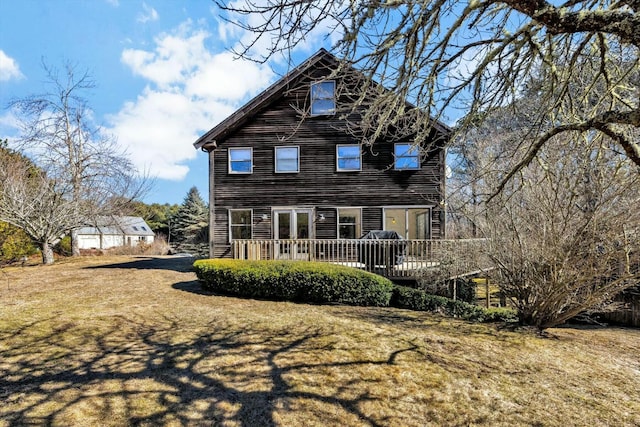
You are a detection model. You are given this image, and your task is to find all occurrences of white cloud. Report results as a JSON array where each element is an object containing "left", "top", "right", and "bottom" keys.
[
  {"left": 122, "top": 24, "right": 209, "bottom": 87},
  {"left": 137, "top": 2, "right": 159, "bottom": 24},
  {"left": 0, "top": 50, "right": 24, "bottom": 82},
  {"left": 109, "top": 21, "right": 274, "bottom": 180},
  {"left": 0, "top": 110, "right": 21, "bottom": 142},
  {"left": 184, "top": 51, "right": 274, "bottom": 101},
  {"left": 0, "top": 110, "right": 19, "bottom": 129}
]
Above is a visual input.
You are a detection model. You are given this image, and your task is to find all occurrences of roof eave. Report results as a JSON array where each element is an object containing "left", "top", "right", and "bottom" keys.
[
  {"left": 193, "top": 48, "right": 335, "bottom": 151},
  {"left": 192, "top": 48, "right": 452, "bottom": 150}
]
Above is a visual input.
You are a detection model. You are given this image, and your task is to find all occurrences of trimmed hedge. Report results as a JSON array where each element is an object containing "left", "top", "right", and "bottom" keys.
[
  {"left": 193, "top": 259, "right": 394, "bottom": 306},
  {"left": 193, "top": 259, "right": 517, "bottom": 322},
  {"left": 391, "top": 285, "right": 518, "bottom": 323}
]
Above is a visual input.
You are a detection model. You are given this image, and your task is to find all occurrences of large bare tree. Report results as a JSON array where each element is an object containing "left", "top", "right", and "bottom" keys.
[
  {"left": 449, "top": 102, "right": 640, "bottom": 329},
  {"left": 7, "top": 62, "right": 147, "bottom": 258},
  {"left": 218, "top": 0, "right": 640, "bottom": 182},
  {"left": 0, "top": 144, "right": 78, "bottom": 264}
]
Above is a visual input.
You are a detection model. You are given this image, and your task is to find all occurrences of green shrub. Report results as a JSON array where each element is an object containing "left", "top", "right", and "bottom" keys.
[
  {"left": 455, "top": 278, "right": 478, "bottom": 303},
  {"left": 193, "top": 259, "right": 393, "bottom": 307},
  {"left": 54, "top": 235, "right": 72, "bottom": 256},
  {"left": 415, "top": 277, "right": 477, "bottom": 304},
  {"left": 0, "top": 221, "right": 37, "bottom": 263},
  {"left": 391, "top": 285, "right": 517, "bottom": 323},
  {"left": 483, "top": 307, "right": 519, "bottom": 323}
]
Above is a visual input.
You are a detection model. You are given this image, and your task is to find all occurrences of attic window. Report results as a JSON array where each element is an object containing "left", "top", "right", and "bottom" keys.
[
  {"left": 310, "top": 80, "right": 335, "bottom": 116},
  {"left": 133, "top": 226, "right": 139, "bottom": 231}
]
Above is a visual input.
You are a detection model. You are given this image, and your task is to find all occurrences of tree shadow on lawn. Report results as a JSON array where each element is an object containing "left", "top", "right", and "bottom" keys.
[
  {"left": 172, "top": 280, "right": 216, "bottom": 296},
  {"left": 170, "top": 278, "right": 517, "bottom": 342},
  {"left": 84, "top": 256, "right": 195, "bottom": 273},
  {"left": 0, "top": 313, "right": 426, "bottom": 426},
  {"left": 332, "top": 305, "right": 527, "bottom": 343}
]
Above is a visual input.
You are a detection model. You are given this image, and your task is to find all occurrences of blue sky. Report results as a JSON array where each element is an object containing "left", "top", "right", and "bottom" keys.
[{"left": 0, "top": 0, "right": 337, "bottom": 204}]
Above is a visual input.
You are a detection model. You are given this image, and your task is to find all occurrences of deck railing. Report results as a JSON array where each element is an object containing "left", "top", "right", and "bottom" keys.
[{"left": 231, "top": 238, "right": 491, "bottom": 279}]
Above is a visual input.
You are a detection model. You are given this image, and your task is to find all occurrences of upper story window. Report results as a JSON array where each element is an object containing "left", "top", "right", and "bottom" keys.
[
  {"left": 229, "top": 147, "right": 253, "bottom": 174},
  {"left": 310, "top": 80, "right": 336, "bottom": 116},
  {"left": 336, "top": 144, "right": 362, "bottom": 171},
  {"left": 394, "top": 143, "right": 420, "bottom": 170},
  {"left": 275, "top": 146, "right": 300, "bottom": 173}
]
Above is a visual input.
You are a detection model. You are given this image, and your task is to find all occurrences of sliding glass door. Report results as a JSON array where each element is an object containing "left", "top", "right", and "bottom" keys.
[{"left": 384, "top": 207, "right": 432, "bottom": 239}]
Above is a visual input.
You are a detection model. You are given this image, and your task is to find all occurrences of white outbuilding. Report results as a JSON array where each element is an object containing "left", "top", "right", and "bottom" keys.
[{"left": 76, "top": 216, "right": 155, "bottom": 249}]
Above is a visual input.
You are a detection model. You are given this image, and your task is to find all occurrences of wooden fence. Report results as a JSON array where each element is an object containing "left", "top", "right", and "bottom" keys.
[{"left": 598, "top": 292, "right": 640, "bottom": 327}]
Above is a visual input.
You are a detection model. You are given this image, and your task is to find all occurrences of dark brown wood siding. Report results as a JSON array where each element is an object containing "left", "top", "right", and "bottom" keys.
[
  {"left": 363, "top": 207, "right": 382, "bottom": 232},
  {"left": 316, "top": 208, "right": 337, "bottom": 239},
  {"left": 209, "top": 70, "right": 446, "bottom": 256}
]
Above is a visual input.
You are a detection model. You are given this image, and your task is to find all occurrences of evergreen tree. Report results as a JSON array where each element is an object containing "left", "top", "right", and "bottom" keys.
[
  {"left": 129, "top": 201, "right": 180, "bottom": 237},
  {"left": 171, "top": 187, "right": 208, "bottom": 253}
]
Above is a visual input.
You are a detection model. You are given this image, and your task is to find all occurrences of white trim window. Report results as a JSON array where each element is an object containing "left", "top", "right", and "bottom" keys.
[
  {"left": 310, "top": 80, "right": 336, "bottom": 116},
  {"left": 229, "top": 209, "right": 253, "bottom": 240},
  {"left": 383, "top": 207, "right": 432, "bottom": 239},
  {"left": 275, "top": 146, "right": 300, "bottom": 173},
  {"left": 394, "top": 143, "right": 420, "bottom": 170},
  {"left": 228, "top": 147, "right": 253, "bottom": 174},
  {"left": 337, "top": 207, "right": 362, "bottom": 239},
  {"left": 336, "top": 144, "right": 361, "bottom": 171}
]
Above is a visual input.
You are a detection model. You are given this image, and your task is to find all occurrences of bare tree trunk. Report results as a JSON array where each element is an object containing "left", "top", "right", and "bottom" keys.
[
  {"left": 41, "top": 242, "right": 55, "bottom": 265},
  {"left": 71, "top": 228, "right": 80, "bottom": 257}
]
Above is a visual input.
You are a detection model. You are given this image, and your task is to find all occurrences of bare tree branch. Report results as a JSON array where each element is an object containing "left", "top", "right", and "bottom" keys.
[
  {"left": 216, "top": 0, "right": 640, "bottom": 184},
  {"left": 4, "top": 61, "right": 149, "bottom": 262},
  {"left": 448, "top": 98, "right": 640, "bottom": 329}
]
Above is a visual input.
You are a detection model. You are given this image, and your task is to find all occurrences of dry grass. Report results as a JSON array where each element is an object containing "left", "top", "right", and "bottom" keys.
[{"left": 1, "top": 256, "right": 639, "bottom": 427}]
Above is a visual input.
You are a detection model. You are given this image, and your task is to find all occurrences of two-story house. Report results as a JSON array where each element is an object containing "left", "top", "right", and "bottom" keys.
[{"left": 194, "top": 48, "right": 449, "bottom": 262}]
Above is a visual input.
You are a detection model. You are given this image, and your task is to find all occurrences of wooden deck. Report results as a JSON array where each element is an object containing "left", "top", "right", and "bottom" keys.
[{"left": 231, "top": 238, "right": 491, "bottom": 280}]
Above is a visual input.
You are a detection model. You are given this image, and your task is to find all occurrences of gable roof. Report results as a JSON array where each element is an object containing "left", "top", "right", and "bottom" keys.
[
  {"left": 116, "top": 216, "right": 155, "bottom": 236},
  {"left": 193, "top": 48, "right": 450, "bottom": 152},
  {"left": 77, "top": 216, "right": 155, "bottom": 237}
]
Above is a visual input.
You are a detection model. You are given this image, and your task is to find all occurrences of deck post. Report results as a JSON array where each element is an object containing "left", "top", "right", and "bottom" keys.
[
  {"left": 486, "top": 277, "right": 491, "bottom": 308},
  {"left": 499, "top": 282, "right": 507, "bottom": 307},
  {"left": 385, "top": 242, "right": 392, "bottom": 277}
]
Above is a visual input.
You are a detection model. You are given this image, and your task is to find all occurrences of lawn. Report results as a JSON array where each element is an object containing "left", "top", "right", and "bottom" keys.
[{"left": 1, "top": 256, "right": 639, "bottom": 426}]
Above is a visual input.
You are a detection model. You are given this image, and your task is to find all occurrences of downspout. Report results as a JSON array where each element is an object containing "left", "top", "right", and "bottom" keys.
[{"left": 205, "top": 141, "right": 217, "bottom": 258}]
